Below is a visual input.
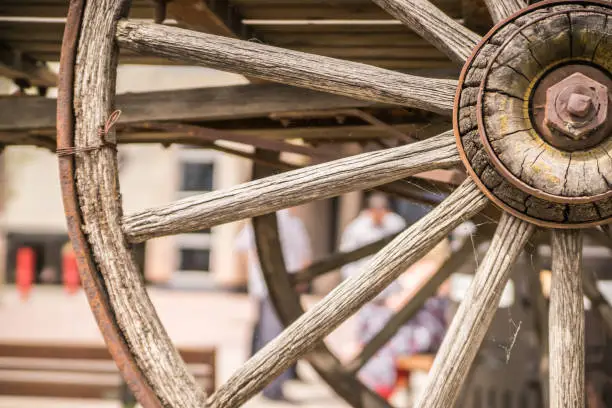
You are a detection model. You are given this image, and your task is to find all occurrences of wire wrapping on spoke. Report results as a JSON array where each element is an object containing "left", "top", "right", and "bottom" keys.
[{"left": 57, "top": 110, "right": 121, "bottom": 156}]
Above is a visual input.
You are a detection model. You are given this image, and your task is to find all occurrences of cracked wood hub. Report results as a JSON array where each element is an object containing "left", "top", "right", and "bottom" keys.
[{"left": 455, "top": 0, "right": 612, "bottom": 227}]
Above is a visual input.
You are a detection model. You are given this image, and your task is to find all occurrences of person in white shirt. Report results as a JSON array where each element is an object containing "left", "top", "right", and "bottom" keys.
[
  {"left": 235, "top": 207, "right": 312, "bottom": 401},
  {"left": 340, "top": 192, "right": 407, "bottom": 281}
]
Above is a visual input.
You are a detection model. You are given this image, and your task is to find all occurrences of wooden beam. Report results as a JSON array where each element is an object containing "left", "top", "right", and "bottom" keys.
[
  {"left": 112, "top": 123, "right": 445, "bottom": 142},
  {"left": 166, "top": 0, "right": 253, "bottom": 38},
  {"left": 233, "top": 0, "right": 463, "bottom": 19},
  {"left": 0, "top": 83, "right": 380, "bottom": 131},
  {"left": 165, "top": 0, "right": 264, "bottom": 84},
  {"left": 2, "top": 121, "right": 450, "bottom": 149},
  {"left": 225, "top": 122, "right": 450, "bottom": 140},
  {"left": 0, "top": 43, "right": 57, "bottom": 87},
  {"left": 0, "top": 2, "right": 154, "bottom": 19}
]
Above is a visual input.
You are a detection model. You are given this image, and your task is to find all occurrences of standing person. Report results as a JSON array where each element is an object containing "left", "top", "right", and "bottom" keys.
[
  {"left": 339, "top": 193, "right": 450, "bottom": 400},
  {"left": 235, "top": 207, "right": 312, "bottom": 402},
  {"left": 339, "top": 192, "right": 407, "bottom": 281},
  {"left": 338, "top": 193, "right": 407, "bottom": 397}
]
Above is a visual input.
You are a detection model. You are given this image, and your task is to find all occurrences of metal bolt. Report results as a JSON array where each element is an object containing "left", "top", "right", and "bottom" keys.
[
  {"left": 566, "top": 93, "right": 592, "bottom": 118},
  {"left": 544, "top": 72, "right": 608, "bottom": 141}
]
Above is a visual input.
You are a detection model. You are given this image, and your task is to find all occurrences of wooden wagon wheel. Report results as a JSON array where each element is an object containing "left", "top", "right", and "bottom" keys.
[{"left": 56, "top": 0, "right": 612, "bottom": 407}]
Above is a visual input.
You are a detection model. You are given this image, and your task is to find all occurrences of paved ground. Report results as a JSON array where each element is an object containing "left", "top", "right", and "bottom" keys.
[{"left": 0, "top": 285, "right": 357, "bottom": 408}]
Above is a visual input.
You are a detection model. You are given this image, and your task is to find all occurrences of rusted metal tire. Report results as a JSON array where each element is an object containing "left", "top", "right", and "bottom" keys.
[{"left": 56, "top": 0, "right": 161, "bottom": 406}]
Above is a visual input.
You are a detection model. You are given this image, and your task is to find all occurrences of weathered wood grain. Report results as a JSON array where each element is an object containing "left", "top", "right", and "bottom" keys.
[
  {"left": 122, "top": 131, "right": 460, "bottom": 243},
  {"left": 415, "top": 213, "right": 534, "bottom": 408},
  {"left": 0, "top": 83, "right": 385, "bottom": 132},
  {"left": 72, "top": 1, "right": 206, "bottom": 407},
  {"left": 346, "top": 232, "right": 485, "bottom": 373},
  {"left": 592, "top": 14, "right": 612, "bottom": 72},
  {"left": 207, "top": 179, "right": 488, "bottom": 408},
  {"left": 483, "top": 0, "right": 526, "bottom": 23},
  {"left": 518, "top": 12, "right": 571, "bottom": 69},
  {"left": 371, "top": 0, "right": 480, "bottom": 63},
  {"left": 570, "top": 11, "right": 608, "bottom": 59},
  {"left": 550, "top": 230, "right": 584, "bottom": 408},
  {"left": 115, "top": 20, "right": 457, "bottom": 115},
  {"left": 251, "top": 155, "right": 390, "bottom": 408}
]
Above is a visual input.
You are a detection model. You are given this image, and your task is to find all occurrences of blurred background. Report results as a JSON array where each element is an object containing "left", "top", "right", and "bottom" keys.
[{"left": 0, "top": 1, "right": 610, "bottom": 408}]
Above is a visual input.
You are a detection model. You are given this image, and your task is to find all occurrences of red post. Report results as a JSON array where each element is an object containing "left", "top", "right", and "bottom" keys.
[
  {"left": 16, "top": 247, "right": 34, "bottom": 301},
  {"left": 62, "top": 241, "right": 80, "bottom": 294}
]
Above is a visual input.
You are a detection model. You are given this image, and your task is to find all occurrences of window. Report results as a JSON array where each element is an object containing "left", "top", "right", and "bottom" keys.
[
  {"left": 180, "top": 162, "right": 214, "bottom": 192},
  {"left": 176, "top": 154, "right": 215, "bottom": 275},
  {"left": 178, "top": 248, "right": 210, "bottom": 272}
]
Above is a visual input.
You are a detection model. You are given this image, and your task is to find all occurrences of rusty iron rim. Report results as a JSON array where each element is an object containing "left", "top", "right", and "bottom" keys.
[
  {"left": 477, "top": 6, "right": 612, "bottom": 205},
  {"left": 56, "top": 1, "right": 162, "bottom": 407},
  {"left": 454, "top": 0, "right": 612, "bottom": 228}
]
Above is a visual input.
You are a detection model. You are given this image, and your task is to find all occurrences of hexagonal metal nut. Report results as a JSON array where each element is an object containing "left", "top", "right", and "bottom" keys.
[{"left": 544, "top": 72, "right": 608, "bottom": 141}]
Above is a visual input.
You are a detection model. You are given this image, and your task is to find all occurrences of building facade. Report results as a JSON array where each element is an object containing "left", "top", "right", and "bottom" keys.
[{"left": 0, "top": 64, "right": 368, "bottom": 294}]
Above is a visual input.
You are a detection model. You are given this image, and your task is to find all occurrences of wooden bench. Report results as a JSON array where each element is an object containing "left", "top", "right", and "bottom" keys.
[{"left": 0, "top": 341, "right": 216, "bottom": 404}]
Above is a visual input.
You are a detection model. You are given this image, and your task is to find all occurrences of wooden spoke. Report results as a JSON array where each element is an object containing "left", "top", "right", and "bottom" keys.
[
  {"left": 345, "top": 231, "right": 486, "bottom": 373},
  {"left": 115, "top": 21, "right": 457, "bottom": 116},
  {"left": 415, "top": 213, "right": 534, "bottom": 408},
  {"left": 250, "top": 156, "right": 390, "bottom": 408},
  {"left": 196, "top": 147, "right": 449, "bottom": 207},
  {"left": 142, "top": 122, "right": 339, "bottom": 162},
  {"left": 292, "top": 233, "right": 400, "bottom": 286},
  {"left": 371, "top": 0, "right": 480, "bottom": 64},
  {"left": 582, "top": 266, "right": 612, "bottom": 338},
  {"left": 550, "top": 230, "right": 584, "bottom": 408},
  {"left": 483, "top": 0, "right": 527, "bottom": 23},
  {"left": 206, "top": 179, "right": 488, "bottom": 408},
  {"left": 122, "top": 131, "right": 460, "bottom": 243}
]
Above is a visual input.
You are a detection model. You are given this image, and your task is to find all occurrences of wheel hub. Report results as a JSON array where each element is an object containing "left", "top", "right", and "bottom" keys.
[
  {"left": 455, "top": 0, "right": 612, "bottom": 227},
  {"left": 533, "top": 65, "right": 612, "bottom": 151}
]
